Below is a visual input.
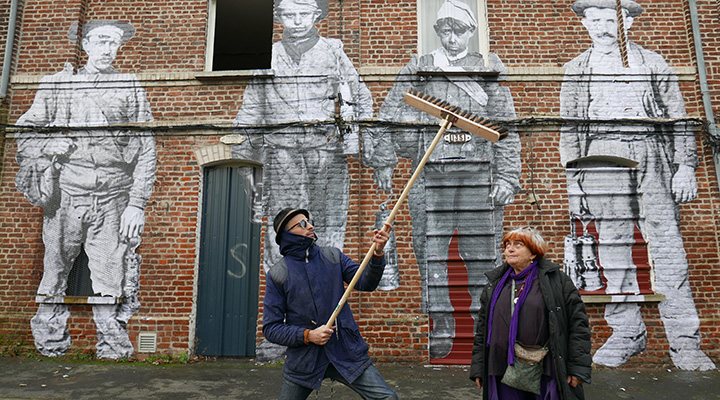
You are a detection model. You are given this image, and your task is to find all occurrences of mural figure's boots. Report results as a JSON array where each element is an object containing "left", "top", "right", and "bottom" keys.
[
  {"left": 592, "top": 331, "right": 646, "bottom": 367},
  {"left": 429, "top": 313, "right": 454, "bottom": 359},
  {"left": 30, "top": 303, "right": 71, "bottom": 357},
  {"left": 669, "top": 345, "right": 716, "bottom": 371},
  {"left": 93, "top": 305, "right": 134, "bottom": 359}
]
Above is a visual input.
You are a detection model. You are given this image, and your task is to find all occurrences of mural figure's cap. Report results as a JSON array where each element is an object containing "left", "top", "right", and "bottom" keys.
[
  {"left": 273, "top": 208, "right": 311, "bottom": 244},
  {"left": 436, "top": 0, "right": 478, "bottom": 29},
  {"left": 275, "top": 0, "right": 329, "bottom": 21},
  {"left": 68, "top": 20, "right": 136, "bottom": 43},
  {"left": 571, "top": 0, "right": 644, "bottom": 17}
]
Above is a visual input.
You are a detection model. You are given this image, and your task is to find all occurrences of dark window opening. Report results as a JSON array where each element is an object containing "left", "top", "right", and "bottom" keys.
[
  {"left": 211, "top": 0, "right": 273, "bottom": 71},
  {"left": 66, "top": 246, "right": 93, "bottom": 296}
]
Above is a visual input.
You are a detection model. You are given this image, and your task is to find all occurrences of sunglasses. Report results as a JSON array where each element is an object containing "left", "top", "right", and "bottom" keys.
[{"left": 288, "top": 219, "right": 313, "bottom": 231}]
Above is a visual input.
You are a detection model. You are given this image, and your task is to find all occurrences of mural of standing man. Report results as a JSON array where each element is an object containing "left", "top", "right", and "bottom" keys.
[
  {"left": 560, "top": 0, "right": 715, "bottom": 370},
  {"left": 365, "top": 0, "right": 520, "bottom": 359},
  {"left": 233, "top": 0, "right": 372, "bottom": 274},
  {"left": 15, "top": 20, "right": 156, "bottom": 359}
]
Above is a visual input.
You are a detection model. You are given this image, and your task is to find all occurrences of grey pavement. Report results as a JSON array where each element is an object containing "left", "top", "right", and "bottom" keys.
[{"left": 1, "top": 356, "right": 719, "bottom": 399}]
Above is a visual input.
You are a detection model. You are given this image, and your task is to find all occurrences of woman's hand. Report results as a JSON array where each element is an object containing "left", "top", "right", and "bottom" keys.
[
  {"left": 567, "top": 375, "right": 581, "bottom": 388},
  {"left": 474, "top": 377, "right": 483, "bottom": 391}
]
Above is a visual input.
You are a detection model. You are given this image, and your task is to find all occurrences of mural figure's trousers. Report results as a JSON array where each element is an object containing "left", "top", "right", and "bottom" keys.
[
  {"left": 38, "top": 191, "right": 128, "bottom": 297},
  {"left": 580, "top": 138, "right": 709, "bottom": 367},
  {"left": 410, "top": 165, "right": 501, "bottom": 359},
  {"left": 32, "top": 191, "right": 136, "bottom": 358},
  {"left": 262, "top": 145, "right": 349, "bottom": 272}
]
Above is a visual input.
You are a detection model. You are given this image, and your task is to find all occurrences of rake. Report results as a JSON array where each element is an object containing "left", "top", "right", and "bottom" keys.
[{"left": 326, "top": 89, "right": 508, "bottom": 328}]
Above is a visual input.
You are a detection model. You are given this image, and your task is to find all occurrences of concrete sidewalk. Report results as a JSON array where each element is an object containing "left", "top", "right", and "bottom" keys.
[{"left": 1, "top": 356, "right": 719, "bottom": 400}]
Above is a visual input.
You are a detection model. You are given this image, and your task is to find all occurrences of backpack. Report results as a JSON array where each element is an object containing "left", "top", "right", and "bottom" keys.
[{"left": 268, "top": 246, "right": 341, "bottom": 287}]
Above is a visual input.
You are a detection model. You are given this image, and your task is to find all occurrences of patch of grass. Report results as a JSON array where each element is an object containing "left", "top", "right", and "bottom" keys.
[
  {"left": 141, "top": 352, "right": 193, "bottom": 365},
  {"left": 0, "top": 334, "right": 35, "bottom": 357}
]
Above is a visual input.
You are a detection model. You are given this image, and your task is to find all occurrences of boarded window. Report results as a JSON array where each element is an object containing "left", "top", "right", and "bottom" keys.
[{"left": 206, "top": 0, "right": 273, "bottom": 71}]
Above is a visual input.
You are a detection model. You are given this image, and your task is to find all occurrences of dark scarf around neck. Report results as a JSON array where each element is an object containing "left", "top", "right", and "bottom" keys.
[{"left": 281, "top": 27, "right": 320, "bottom": 64}]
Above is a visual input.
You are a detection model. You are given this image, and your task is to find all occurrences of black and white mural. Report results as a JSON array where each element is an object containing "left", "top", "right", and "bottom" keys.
[
  {"left": 15, "top": 20, "right": 156, "bottom": 359},
  {"left": 232, "top": 0, "right": 372, "bottom": 275},
  {"left": 231, "top": 0, "right": 372, "bottom": 359},
  {"left": 365, "top": 0, "right": 521, "bottom": 360},
  {"left": 560, "top": 0, "right": 715, "bottom": 370}
]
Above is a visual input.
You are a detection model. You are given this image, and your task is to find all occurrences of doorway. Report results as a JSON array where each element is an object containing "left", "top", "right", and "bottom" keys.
[{"left": 196, "top": 165, "right": 261, "bottom": 356}]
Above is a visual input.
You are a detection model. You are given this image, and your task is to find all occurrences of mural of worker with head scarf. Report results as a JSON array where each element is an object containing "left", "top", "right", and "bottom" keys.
[{"left": 365, "top": 0, "right": 521, "bottom": 360}]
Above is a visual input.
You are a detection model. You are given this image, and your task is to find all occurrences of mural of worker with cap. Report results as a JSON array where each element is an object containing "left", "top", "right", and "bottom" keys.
[
  {"left": 560, "top": 0, "right": 715, "bottom": 370},
  {"left": 365, "top": 0, "right": 520, "bottom": 359},
  {"left": 15, "top": 20, "right": 156, "bottom": 359}
]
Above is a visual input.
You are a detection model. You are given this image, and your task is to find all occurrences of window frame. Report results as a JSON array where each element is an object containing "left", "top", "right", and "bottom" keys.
[
  {"left": 204, "top": 0, "right": 273, "bottom": 72},
  {"left": 416, "top": 0, "right": 489, "bottom": 66}
]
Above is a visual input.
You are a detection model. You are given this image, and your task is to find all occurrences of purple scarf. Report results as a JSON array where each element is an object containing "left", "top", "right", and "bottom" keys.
[{"left": 486, "top": 260, "right": 539, "bottom": 365}]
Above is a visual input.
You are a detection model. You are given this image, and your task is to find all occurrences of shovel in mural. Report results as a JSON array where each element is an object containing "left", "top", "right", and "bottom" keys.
[{"left": 326, "top": 89, "right": 508, "bottom": 328}]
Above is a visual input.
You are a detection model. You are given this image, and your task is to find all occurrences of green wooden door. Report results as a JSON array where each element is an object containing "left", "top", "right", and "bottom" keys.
[{"left": 196, "top": 165, "right": 261, "bottom": 356}]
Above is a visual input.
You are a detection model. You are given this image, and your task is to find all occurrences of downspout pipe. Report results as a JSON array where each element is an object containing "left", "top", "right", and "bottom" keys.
[
  {"left": 0, "top": 0, "right": 20, "bottom": 99},
  {"left": 687, "top": 0, "right": 720, "bottom": 190}
]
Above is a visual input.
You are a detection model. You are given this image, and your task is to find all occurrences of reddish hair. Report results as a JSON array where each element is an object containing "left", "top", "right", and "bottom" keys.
[{"left": 502, "top": 227, "right": 548, "bottom": 257}]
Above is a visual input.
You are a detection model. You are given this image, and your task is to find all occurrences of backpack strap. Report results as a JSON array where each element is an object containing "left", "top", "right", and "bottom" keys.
[
  {"left": 267, "top": 247, "right": 341, "bottom": 287},
  {"left": 267, "top": 258, "right": 288, "bottom": 287}
]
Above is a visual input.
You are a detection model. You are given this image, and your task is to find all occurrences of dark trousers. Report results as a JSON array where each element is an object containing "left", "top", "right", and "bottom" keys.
[{"left": 278, "top": 364, "right": 398, "bottom": 400}]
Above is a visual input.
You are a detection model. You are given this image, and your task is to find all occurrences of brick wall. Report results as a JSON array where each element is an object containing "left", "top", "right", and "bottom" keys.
[{"left": 0, "top": 0, "right": 718, "bottom": 369}]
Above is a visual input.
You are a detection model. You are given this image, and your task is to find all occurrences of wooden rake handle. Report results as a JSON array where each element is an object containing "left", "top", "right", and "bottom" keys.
[{"left": 326, "top": 117, "right": 454, "bottom": 328}]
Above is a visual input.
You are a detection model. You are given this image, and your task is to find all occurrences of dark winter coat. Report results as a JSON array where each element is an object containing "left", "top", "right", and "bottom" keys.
[
  {"left": 469, "top": 257, "right": 592, "bottom": 399},
  {"left": 262, "top": 233, "right": 385, "bottom": 390}
]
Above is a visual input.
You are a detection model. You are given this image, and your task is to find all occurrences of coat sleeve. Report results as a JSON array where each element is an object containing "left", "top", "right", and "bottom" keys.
[
  {"left": 488, "top": 83, "right": 521, "bottom": 195},
  {"left": 340, "top": 250, "right": 385, "bottom": 292},
  {"left": 469, "top": 285, "right": 490, "bottom": 381},
  {"left": 649, "top": 52, "right": 697, "bottom": 168},
  {"left": 561, "top": 273, "right": 592, "bottom": 383},
  {"left": 262, "top": 273, "right": 306, "bottom": 348},
  {"left": 120, "top": 78, "right": 156, "bottom": 210},
  {"left": 559, "top": 57, "right": 586, "bottom": 167}
]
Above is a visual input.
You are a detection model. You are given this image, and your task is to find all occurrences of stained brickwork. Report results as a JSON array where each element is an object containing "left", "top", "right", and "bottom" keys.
[{"left": 0, "top": 0, "right": 717, "bottom": 369}]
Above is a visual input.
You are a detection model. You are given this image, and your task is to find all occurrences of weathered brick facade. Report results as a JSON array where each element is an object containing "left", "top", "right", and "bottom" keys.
[{"left": 0, "top": 0, "right": 718, "bottom": 369}]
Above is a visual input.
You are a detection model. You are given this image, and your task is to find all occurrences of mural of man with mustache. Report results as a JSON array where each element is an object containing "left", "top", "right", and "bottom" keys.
[{"left": 560, "top": 0, "right": 715, "bottom": 370}]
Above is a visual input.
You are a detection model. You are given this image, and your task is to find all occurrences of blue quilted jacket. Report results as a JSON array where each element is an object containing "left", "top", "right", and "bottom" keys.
[{"left": 262, "top": 233, "right": 385, "bottom": 390}]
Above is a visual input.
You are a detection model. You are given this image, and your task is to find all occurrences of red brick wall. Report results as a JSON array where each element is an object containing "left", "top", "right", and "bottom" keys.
[{"left": 0, "top": 0, "right": 718, "bottom": 369}]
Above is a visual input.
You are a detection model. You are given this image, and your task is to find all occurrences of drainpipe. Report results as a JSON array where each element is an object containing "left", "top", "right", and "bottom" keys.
[
  {"left": 0, "top": 0, "right": 20, "bottom": 99},
  {"left": 688, "top": 0, "right": 720, "bottom": 190}
]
